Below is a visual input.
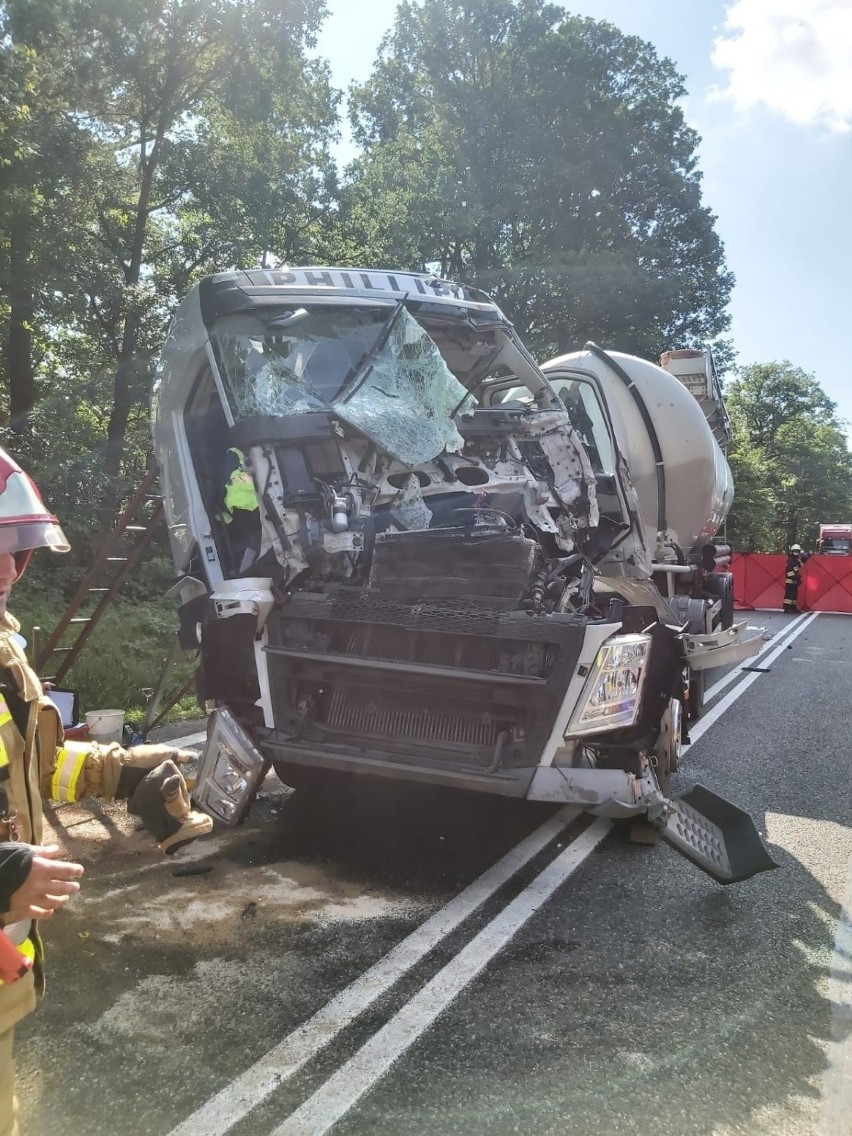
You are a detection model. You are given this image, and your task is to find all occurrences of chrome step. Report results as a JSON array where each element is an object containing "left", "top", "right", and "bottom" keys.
[{"left": 661, "top": 784, "right": 778, "bottom": 884}]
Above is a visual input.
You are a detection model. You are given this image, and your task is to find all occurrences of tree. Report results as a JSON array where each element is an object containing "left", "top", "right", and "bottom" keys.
[
  {"left": 0, "top": 0, "right": 340, "bottom": 529},
  {"left": 725, "top": 362, "right": 852, "bottom": 551},
  {"left": 66, "top": 0, "right": 337, "bottom": 480},
  {"left": 0, "top": 0, "right": 96, "bottom": 435},
  {"left": 344, "top": 0, "right": 733, "bottom": 360}
]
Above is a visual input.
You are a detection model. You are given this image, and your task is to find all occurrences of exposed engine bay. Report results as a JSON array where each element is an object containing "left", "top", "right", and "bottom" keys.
[{"left": 199, "top": 297, "right": 629, "bottom": 616}]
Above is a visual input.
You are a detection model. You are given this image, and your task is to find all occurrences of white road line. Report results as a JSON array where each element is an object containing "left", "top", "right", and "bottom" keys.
[
  {"left": 171, "top": 615, "right": 816, "bottom": 1136},
  {"left": 703, "top": 611, "right": 808, "bottom": 704},
  {"left": 167, "top": 804, "right": 581, "bottom": 1136},
  {"left": 820, "top": 856, "right": 852, "bottom": 1135},
  {"left": 264, "top": 619, "right": 817, "bottom": 1136},
  {"left": 270, "top": 818, "right": 612, "bottom": 1136},
  {"left": 685, "top": 611, "right": 819, "bottom": 749}
]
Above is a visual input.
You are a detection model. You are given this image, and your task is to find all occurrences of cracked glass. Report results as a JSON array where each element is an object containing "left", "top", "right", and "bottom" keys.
[
  {"left": 213, "top": 306, "right": 475, "bottom": 465},
  {"left": 333, "top": 308, "right": 474, "bottom": 464}
]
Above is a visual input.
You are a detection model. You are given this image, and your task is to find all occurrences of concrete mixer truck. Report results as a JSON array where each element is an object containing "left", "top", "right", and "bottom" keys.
[{"left": 152, "top": 267, "right": 771, "bottom": 884}]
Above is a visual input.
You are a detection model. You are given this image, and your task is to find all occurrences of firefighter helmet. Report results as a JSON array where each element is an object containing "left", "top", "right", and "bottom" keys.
[
  {"left": 790, "top": 543, "right": 802, "bottom": 552},
  {"left": 0, "top": 447, "right": 69, "bottom": 579}
]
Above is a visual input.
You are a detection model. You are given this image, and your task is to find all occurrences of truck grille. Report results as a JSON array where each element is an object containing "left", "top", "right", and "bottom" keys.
[
  {"left": 264, "top": 591, "right": 586, "bottom": 772},
  {"left": 324, "top": 683, "right": 500, "bottom": 747},
  {"left": 340, "top": 623, "right": 540, "bottom": 675}
]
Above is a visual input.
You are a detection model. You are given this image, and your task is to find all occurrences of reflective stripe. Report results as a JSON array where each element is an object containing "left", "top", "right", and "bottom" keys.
[
  {"left": 0, "top": 933, "right": 35, "bottom": 986},
  {"left": 0, "top": 695, "right": 12, "bottom": 773},
  {"left": 50, "top": 746, "right": 88, "bottom": 802}
]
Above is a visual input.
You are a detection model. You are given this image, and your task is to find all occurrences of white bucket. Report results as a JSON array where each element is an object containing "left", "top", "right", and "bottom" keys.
[{"left": 84, "top": 709, "right": 125, "bottom": 744}]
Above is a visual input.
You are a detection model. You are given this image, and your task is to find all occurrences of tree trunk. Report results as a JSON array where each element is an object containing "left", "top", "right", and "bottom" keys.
[
  {"left": 104, "top": 316, "right": 139, "bottom": 480},
  {"left": 102, "top": 121, "right": 164, "bottom": 486},
  {"left": 4, "top": 224, "right": 35, "bottom": 434}
]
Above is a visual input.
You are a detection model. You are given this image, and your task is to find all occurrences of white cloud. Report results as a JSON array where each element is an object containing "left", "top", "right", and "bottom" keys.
[{"left": 711, "top": 0, "right": 852, "bottom": 132}]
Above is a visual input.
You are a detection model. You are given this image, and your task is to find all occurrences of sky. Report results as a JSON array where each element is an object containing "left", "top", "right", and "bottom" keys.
[{"left": 316, "top": 0, "right": 852, "bottom": 431}]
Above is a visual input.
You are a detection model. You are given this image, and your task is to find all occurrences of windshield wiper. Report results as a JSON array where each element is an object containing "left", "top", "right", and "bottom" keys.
[{"left": 333, "top": 298, "right": 408, "bottom": 404}]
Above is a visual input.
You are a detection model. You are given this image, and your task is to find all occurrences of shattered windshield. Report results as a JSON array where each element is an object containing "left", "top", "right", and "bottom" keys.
[
  {"left": 212, "top": 306, "right": 388, "bottom": 416},
  {"left": 212, "top": 304, "right": 476, "bottom": 465}
]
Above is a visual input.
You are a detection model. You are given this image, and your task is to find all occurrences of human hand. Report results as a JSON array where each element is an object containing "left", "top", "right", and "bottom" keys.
[{"left": 3, "top": 845, "right": 84, "bottom": 922}]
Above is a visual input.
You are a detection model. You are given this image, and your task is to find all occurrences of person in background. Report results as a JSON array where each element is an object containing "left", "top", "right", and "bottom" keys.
[
  {"left": 783, "top": 543, "right": 810, "bottom": 613},
  {"left": 0, "top": 447, "right": 213, "bottom": 1136}
]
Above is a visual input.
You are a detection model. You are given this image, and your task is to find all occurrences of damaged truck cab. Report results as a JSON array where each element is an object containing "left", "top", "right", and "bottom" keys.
[{"left": 152, "top": 267, "right": 771, "bottom": 883}]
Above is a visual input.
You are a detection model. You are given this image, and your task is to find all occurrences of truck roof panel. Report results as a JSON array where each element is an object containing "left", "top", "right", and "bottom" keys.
[{"left": 199, "top": 267, "right": 502, "bottom": 315}]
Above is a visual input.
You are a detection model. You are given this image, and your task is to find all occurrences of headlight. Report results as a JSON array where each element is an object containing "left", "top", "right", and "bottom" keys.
[
  {"left": 565, "top": 633, "right": 651, "bottom": 736},
  {"left": 192, "top": 707, "right": 268, "bottom": 825}
]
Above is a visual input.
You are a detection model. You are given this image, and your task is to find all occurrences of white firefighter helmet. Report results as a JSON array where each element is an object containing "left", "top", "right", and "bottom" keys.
[
  {"left": 790, "top": 543, "right": 802, "bottom": 552},
  {"left": 0, "top": 447, "right": 70, "bottom": 578}
]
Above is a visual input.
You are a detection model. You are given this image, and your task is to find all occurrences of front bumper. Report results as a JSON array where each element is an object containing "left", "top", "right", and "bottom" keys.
[
  {"left": 260, "top": 589, "right": 589, "bottom": 781},
  {"left": 525, "top": 763, "right": 664, "bottom": 816}
]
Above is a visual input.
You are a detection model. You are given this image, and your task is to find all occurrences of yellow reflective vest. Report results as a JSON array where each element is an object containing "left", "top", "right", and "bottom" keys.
[{"left": 222, "top": 447, "right": 259, "bottom": 522}]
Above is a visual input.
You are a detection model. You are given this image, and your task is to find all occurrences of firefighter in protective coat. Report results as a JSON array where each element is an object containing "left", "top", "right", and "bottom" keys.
[
  {"left": 0, "top": 447, "right": 212, "bottom": 1136},
  {"left": 783, "top": 543, "right": 810, "bottom": 613}
]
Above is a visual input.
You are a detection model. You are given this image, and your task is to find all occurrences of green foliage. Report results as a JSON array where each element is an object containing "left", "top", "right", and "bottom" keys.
[
  {"left": 11, "top": 591, "right": 197, "bottom": 720},
  {"left": 343, "top": 0, "right": 733, "bottom": 361},
  {"left": 7, "top": 0, "right": 848, "bottom": 705},
  {"left": 2, "top": 0, "right": 739, "bottom": 522},
  {"left": 0, "top": 38, "right": 37, "bottom": 171},
  {"left": 725, "top": 362, "right": 852, "bottom": 551},
  {"left": 0, "top": 0, "right": 340, "bottom": 496}
]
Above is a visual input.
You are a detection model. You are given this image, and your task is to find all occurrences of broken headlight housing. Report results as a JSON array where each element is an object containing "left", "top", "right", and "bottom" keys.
[
  {"left": 192, "top": 706, "right": 268, "bottom": 825},
  {"left": 565, "top": 633, "right": 651, "bottom": 736}
]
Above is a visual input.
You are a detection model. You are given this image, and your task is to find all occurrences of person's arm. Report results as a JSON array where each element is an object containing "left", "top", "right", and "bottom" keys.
[
  {"left": 42, "top": 742, "right": 211, "bottom": 855},
  {"left": 0, "top": 843, "right": 83, "bottom": 924},
  {"left": 42, "top": 741, "right": 198, "bottom": 805}
]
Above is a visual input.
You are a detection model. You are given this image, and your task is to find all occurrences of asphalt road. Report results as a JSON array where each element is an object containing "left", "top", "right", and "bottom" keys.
[{"left": 14, "top": 610, "right": 852, "bottom": 1136}]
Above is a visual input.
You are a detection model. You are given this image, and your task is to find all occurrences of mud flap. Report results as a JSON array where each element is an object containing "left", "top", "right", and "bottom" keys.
[{"left": 661, "top": 784, "right": 779, "bottom": 884}]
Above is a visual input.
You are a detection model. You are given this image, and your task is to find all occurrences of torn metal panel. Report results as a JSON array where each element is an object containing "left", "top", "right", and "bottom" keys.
[
  {"left": 525, "top": 411, "right": 599, "bottom": 526},
  {"left": 527, "top": 764, "right": 664, "bottom": 814},
  {"left": 681, "top": 621, "right": 764, "bottom": 671}
]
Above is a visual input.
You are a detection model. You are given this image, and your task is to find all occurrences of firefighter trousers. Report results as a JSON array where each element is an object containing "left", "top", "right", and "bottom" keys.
[{"left": 0, "top": 1027, "right": 19, "bottom": 1136}]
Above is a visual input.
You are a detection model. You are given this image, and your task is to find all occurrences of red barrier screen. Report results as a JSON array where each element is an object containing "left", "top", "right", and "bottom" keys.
[{"left": 731, "top": 553, "right": 852, "bottom": 612}]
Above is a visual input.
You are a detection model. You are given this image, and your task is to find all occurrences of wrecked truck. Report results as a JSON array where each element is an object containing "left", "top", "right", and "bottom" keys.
[{"left": 152, "top": 267, "right": 772, "bottom": 883}]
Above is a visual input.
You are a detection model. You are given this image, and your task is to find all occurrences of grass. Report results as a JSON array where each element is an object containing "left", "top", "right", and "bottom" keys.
[{"left": 11, "top": 590, "right": 200, "bottom": 727}]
